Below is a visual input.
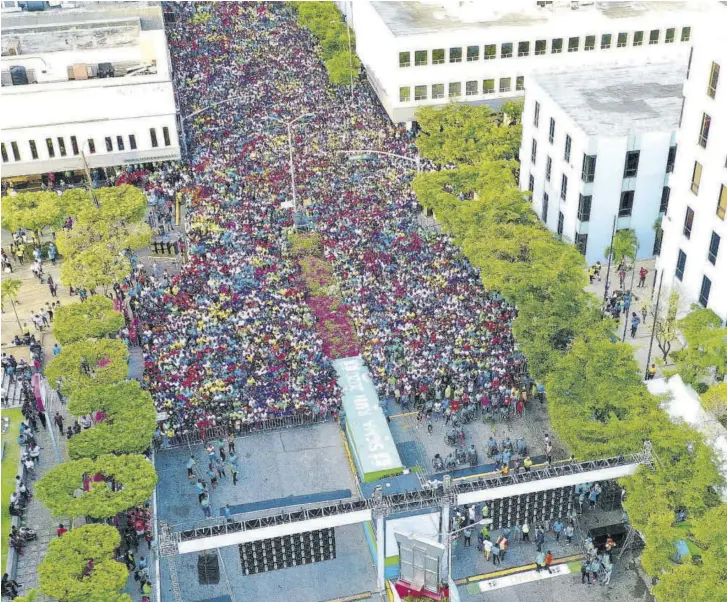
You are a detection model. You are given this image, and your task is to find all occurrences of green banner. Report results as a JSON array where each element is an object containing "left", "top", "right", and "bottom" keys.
[{"left": 333, "top": 356, "right": 403, "bottom": 482}]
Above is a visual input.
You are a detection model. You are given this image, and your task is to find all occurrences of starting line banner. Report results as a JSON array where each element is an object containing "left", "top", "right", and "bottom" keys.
[{"left": 333, "top": 357, "right": 403, "bottom": 482}]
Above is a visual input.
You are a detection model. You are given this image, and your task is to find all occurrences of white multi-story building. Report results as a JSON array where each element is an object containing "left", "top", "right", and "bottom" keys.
[
  {"left": 518, "top": 62, "right": 684, "bottom": 264},
  {"left": 0, "top": 1, "right": 180, "bottom": 182},
  {"left": 338, "top": 0, "right": 714, "bottom": 125},
  {"left": 656, "top": 15, "right": 726, "bottom": 322}
]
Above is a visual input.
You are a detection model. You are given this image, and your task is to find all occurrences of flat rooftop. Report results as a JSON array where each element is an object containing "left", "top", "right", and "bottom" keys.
[
  {"left": 534, "top": 62, "right": 686, "bottom": 137},
  {"left": 370, "top": 1, "right": 712, "bottom": 36},
  {"left": 1, "top": 1, "right": 163, "bottom": 31}
]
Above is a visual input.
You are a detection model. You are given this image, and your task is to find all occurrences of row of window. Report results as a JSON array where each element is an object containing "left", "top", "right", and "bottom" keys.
[
  {"left": 1, "top": 127, "right": 173, "bottom": 163},
  {"left": 400, "top": 77, "right": 524, "bottom": 102},
  {"left": 690, "top": 159, "right": 726, "bottom": 223},
  {"left": 675, "top": 249, "right": 717, "bottom": 308},
  {"left": 398, "top": 27, "right": 691, "bottom": 67}
]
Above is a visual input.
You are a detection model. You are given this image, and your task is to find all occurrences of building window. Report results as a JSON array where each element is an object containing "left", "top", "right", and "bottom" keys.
[
  {"left": 55, "top": 137, "right": 66, "bottom": 157},
  {"left": 467, "top": 45, "right": 480, "bottom": 61},
  {"left": 518, "top": 41, "right": 530, "bottom": 57},
  {"left": 549, "top": 118, "right": 555, "bottom": 144},
  {"left": 1, "top": 143, "right": 7, "bottom": 163},
  {"left": 129, "top": 135, "right": 137, "bottom": 150},
  {"left": 617, "top": 32, "right": 628, "bottom": 47},
  {"left": 46, "top": 138, "right": 55, "bottom": 158},
  {"left": 70, "top": 136, "right": 79, "bottom": 155},
  {"left": 584, "top": 35, "right": 595, "bottom": 51},
  {"left": 105, "top": 136, "right": 113, "bottom": 152},
  {"left": 11, "top": 141, "right": 20, "bottom": 161},
  {"left": 414, "top": 85, "right": 427, "bottom": 100},
  {"left": 542, "top": 192, "right": 549, "bottom": 222},
  {"left": 531, "top": 138, "right": 538, "bottom": 164},
  {"left": 29, "top": 140, "right": 38, "bottom": 159},
  {"left": 649, "top": 29, "right": 660, "bottom": 45},
  {"left": 557, "top": 211, "right": 564, "bottom": 235},
  {"left": 432, "top": 84, "right": 444, "bottom": 99},
  {"left": 528, "top": 174, "right": 535, "bottom": 193},
  {"left": 681, "top": 26, "right": 691, "bottom": 42},
  {"left": 665, "top": 28, "right": 675, "bottom": 43},
  {"left": 660, "top": 186, "right": 670, "bottom": 214},
  {"left": 545, "top": 156, "right": 552, "bottom": 181},
  {"left": 633, "top": 31, "right": 644, "bottom": 46},
  {"left": 699, "top": 276, "right": 711, "bottom": 307},
  {"left": 698, "top": 113, "right": 711, "bottom": 148},
  {"left": 601, "top": 33, "right": 612, "bottom": 49},
  {"left": 683, "top": 206, "right": 694, "bottom": 238},
  {"left": 117, "top": 135, "right": 125, "bottom": 151},
  {"left": 653, "top": 226, "right": 663, "bottom": 255},
  {"left": 666, "top": 145, "right": 677, "bottom": 173},
  {"left": 560, "top": 174, "right": 568, "bottom": 200},
  {"left": 619, "top": 191, "right": 634, "bottom": 217},
  {"left": 535, "top": 39, "right": 546, "bottom": 55},
  {"left": 400, "top": 86, "right": 410, "bottom": 102},
  {"left": 432, "top": 49, "right": 445, "bottom": 64},
  {"left": 581, "top": 154, "right": 597, "bottom": 183},
  {"left": 675, "top": 249, "right": 687, "bottom": 281},
  {"left": 501, "top": 43, "right": 513, "bottom": 58},
  {"left": 163, "top": 127, "right": 171, "bottom": 147},
  {"left": 575, "top": 233, "right": 588, "bottom": 255},
  {"left": 450, "top": 47, "right": 462, "bottom": 63},
  {"left": 87, "top": 139, "right": 96, "bottom": 154},
  {"left": 499, "top": 77, "right": 511, "bottom": 92},
  {"left": 516, "top": 76, "right": 525, "bottom": 91},
  {"left": 552, "top": 38, "right": 563, "bottom": 53},
  {"left": 708, "top": 232, "right": 720, "bottom": 265},
  {"left": 691, "top": 161, "right": 702, "bottom": 194},
  {"left": 718, "top": 184, "right": 727, "bottom": 220},
  {"left": 534, "top": 101, "right": 540, "bottom": 127},
  {"left": 564, "top": 134, "right": 571, "bottom": 162},
  {"left": 415, "top": 50, "right": 427, "bottom": 66},
  {"left": 465, "top": 80, "right": 477, "bottom": 96},
  {"left": 578, "top": 194, "right": 592, "bottom": 221},
  {"left": 707, "top": 62, "right": 720, "bottom": 99},
  {"left": 624, "top": 150, "right": 640, "bottom": 178},
  {"left": 568, "top": 37, "right": 579, "bottom": 52},
  {"left": 484, "top": 44, "right": 496, "bottom": 60},
  {"left": 449, "top": 82, "right": 461, "bottom": 97},
  {"left": 150, "top": 128, "right": 158, "bottom": 148},
  {"left": 399, "top": 52, "right": 410, "bottom": 67},
  {"left": 482, "top": 79, "right": 495, "bottom": 94}
]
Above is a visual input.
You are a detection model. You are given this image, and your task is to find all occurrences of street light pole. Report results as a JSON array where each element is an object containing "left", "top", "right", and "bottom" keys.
[
  {"left": 80, "top": 143, "right": 100, "bottom": 208},
  {"left": 335, "top": 149, "right": 421, "bottom": 173}
]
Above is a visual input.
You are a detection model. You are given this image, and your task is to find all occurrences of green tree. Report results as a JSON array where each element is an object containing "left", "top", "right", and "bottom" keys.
[
  {"left": 60, "top": 185, "right": 147, "bottom": 226},
  {"left": 605, "top": 228, "right": 639, "bottom": 265},
  {"left": 415, "top": 104, "right": 522, "bottom": 165},
  {"left": 653, "top": 290, "right": 680, "bottom": 362},
  {"left": 53, "top": 296, "right": 126, "bottom": 344},
  {"left": 60, "top": 248, "right": 135, "bottom": 293},
  {"left": 1, "top": 191, "right": 66, "bottom": 242},
  {"left": 68, "top": 381, "right": 156, "bottom": 459},
  {"left": 1, "top": 277, "right": 23, "bottom": 331},
  {"left": 325, "top": 50, "right": 361, "bottom": 86},
  {"left": 701, "top": 382, "right": 727, "bottom": 423},
  {"left": 670, "top": 307, "right": 727, "bottom": 389},
  {"left": 35, "top": 454, "right": 157, "bottom": 519},
  {"left": 45, "top": 338, "right": 129, "bottom": 397},
  {"left": 14, "top": 590, "right": 39, "bottom": 602},
  {"left": 38, "top": 524, "right": 131, "bottom": 602}
]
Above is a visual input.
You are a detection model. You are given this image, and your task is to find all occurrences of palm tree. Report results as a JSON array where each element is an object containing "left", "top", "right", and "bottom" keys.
[
  {"left": 1, "top": 277, "right": 23, "bottom": 331},
  {"left": 605, "top": 229, "right": 639, "bottom": 266}
]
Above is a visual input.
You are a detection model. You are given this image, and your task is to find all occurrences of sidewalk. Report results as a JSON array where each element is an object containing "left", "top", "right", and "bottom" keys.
[{"left": 584, "top": 258, "right": 680, "bottom": 377}]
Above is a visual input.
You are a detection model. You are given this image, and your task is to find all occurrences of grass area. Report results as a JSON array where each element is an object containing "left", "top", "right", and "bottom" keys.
[{"left": 1, "top": 408, "right": 24, "bottom": 569}]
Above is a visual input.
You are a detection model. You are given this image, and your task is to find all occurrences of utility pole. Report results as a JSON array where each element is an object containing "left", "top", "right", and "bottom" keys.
[
  {"left": 80, "top": 147, "right": 100, "bottom": 208},
  {"left": 644, "top": 271, "right": 664, "bottom": 378},
  {"left": 602, "top": 215, "right": 617, "bottom": 305},
  {"left": 622, "top": 246, "right": 639, "bottom": 342}
]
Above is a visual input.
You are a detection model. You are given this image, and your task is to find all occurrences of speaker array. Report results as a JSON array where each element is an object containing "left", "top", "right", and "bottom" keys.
[
  {"left": 198, "top": 552, "right": 220, "bottom": 584},
  {"left": 238, "top": 528, "right": 336, "bottom": 575},
  {"left": 488, "top": 486, "right": 573, "bottom": 530}
]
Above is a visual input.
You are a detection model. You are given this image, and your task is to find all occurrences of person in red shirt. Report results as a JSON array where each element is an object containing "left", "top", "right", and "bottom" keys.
[
  {"left": 56, "top": 524, "right": 67, "bottom": 537},
  {"left": 544, "top": 551, "right": 554, "bottom": 574}
]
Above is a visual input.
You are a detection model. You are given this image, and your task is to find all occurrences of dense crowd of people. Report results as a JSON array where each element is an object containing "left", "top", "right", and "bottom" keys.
[{"left": 135, "top": 2, "right": 525, "bottom": 437}]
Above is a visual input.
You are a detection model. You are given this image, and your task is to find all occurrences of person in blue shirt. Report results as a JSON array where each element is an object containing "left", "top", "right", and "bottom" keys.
[
  {"left": 224, "top": 504, "right": 232, "bottom": 523},
  {"left": 553, "top": 519, "right": 564, "bottom": 541},
  {"left": 52, "top": 343, "right": 62, "bottom": 356}
]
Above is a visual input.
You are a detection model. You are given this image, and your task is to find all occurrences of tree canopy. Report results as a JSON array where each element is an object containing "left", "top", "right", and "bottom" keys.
[
  {"left": 35, "top": 453, "right": 157, "bottom": 519},
  {"left": 1, "top": 191, "right": 66, "bottom": 239},
  {"left": 68, "top": 381, "right": 156, "bottom": 459},
  {"left": 670, "top": 307, "right": 727, "bottom": 389},
  {"left": 45, "top": 338, "right": 129, "bottom": 397},
  {"left": 38, "top": 524, "right": 131, "bottom": 602},
  {"left": 52, "top": 296, "right": 126, "bottom": 344}
]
